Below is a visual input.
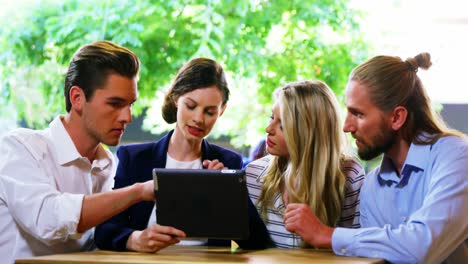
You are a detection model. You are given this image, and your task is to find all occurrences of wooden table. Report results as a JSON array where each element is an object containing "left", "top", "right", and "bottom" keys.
[{"left": 15, "top": 246, "right": 384, "bottom": 264}]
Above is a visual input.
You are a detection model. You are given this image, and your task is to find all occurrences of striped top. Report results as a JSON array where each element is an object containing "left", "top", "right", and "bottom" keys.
[{"left": 245, "top": 155, "right": 365, "bottom": 248}]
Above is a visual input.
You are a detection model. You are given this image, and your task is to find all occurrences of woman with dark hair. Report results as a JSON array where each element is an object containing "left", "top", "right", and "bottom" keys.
[{"left": 95, "top": 58, "right": 243, "bottom": 252}]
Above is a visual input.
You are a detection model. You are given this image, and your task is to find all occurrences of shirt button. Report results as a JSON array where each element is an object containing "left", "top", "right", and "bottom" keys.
[{"left": 341, "top": 248, "right": 347, "bottom": 254}]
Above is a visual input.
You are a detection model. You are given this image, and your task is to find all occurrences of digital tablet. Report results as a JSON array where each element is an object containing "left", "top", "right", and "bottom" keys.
[{"left": 152, "top": 168, "right": 250, "bottom": 240}]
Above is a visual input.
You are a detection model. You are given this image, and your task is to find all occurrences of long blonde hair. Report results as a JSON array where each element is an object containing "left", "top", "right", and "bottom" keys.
[{"left": 258, "top": 80, "right": 347, "bottom": 226}]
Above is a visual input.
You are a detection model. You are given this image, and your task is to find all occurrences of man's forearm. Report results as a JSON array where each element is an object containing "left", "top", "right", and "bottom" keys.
[{"left": 77, "top": 183, "right": 146, "bottom": 232}]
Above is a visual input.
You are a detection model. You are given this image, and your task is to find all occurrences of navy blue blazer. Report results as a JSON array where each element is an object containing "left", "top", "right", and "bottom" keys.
[{"left": 95, "top": 131, "right": 271, "bottom": 251}]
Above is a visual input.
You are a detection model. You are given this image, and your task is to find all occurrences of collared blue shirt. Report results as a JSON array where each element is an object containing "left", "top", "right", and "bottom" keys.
[{"left": 332, "top": 136, "right": 468, "bottom": 263}]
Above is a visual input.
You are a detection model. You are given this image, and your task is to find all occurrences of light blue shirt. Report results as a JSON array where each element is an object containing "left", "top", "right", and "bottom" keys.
[{"left": 332, "top": 135, "right": 468, "bottom": 263}]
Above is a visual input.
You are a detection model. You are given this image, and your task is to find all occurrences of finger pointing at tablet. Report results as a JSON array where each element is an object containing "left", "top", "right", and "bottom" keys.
[{"left": 203, "top": 159, "right": 226, "bottom": 170}]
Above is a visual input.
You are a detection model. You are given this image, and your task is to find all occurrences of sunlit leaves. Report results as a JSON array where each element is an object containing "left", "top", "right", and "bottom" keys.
[{"left": 0, "top": 0, "right": 368, "bottom": 146}]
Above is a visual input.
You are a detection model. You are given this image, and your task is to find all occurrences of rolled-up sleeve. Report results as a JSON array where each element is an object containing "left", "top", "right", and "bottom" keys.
[{"left": 0, "top": 134, "right": 83, "bottom": 245}]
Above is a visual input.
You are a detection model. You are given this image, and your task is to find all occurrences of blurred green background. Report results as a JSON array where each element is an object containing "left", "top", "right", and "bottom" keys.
[
  {"left": 0, "top": 0, "right": 368, "bottom": 147},
  {"left": 1, "top": 0, "right": 467, "bottom": 171}
]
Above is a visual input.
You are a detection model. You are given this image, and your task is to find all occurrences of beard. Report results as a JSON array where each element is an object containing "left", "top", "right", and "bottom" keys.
[{"left": 357, "top": 125, "right": 397, "bottom": 161}]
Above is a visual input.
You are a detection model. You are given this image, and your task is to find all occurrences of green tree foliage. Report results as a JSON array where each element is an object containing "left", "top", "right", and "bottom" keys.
[{"left": 0, "top": 0, "right": 368, "bottom": 146}]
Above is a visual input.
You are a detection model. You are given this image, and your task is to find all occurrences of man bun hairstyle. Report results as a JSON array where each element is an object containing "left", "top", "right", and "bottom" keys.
[
  {"left": 405, "top": 52, "right": 432, "bottom": 73},
  {"left": 350, "top": 52, "right": 463, "bottom": 144}
]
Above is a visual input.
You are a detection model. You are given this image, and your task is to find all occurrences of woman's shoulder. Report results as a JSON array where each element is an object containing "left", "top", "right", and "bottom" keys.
[
  {"left": 117, "top": 141, "right": 156, "bottom": 154},
  {"left": 118, "top": 132, "right": 171, "bottom": 155},
  {"left": 244, "top": 156, "right": 271, "bottom": 188},
  {"left": 210, "top": 143, "right": 240, "bottom": 154},
  {"left": 245, "top": 156, "right": 271, "bottom": 176},
  {"left": 246, "top": 155, "right": 271, "bottom": 168},
  {"left": 207, "top": 143, "right": 241, "bottom": 158},
  {"left": 341, "top": 157, "right": 365, "bottom": 185},
  {"left": 204, "top": 141, "right": 243, "bottom": 168}
]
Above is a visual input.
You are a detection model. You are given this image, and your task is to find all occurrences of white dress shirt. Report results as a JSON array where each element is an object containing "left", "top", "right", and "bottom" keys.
[{"left": 0, "top": 116, "right": 115, "bottom": 264}]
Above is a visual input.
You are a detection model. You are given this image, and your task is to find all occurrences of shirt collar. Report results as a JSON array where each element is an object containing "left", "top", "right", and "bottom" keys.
[
  {"left": 378, "top": 139, "right": 430, "bottom": 185},
  {"left": 50, "top": 116, "right": 112, "bottom": 169},
  {"left": 49, "top": 116, "right": 81, "bottom": 165},
  {"left": 93, "top": 145, "right": 113, "bottom": 170},
  {"left": 402, "top": 141, "right": 431, "bottom": 171}
]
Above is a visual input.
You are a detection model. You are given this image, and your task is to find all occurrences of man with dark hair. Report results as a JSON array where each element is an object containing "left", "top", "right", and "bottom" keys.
[
  {"left": 0, "top": 41, "right": 182, "bottom": 263},
  {"left": 282, "top": 53, "right": 467, "bottom": 263}
]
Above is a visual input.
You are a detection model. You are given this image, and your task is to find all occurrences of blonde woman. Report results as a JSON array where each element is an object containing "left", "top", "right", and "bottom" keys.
[{"left": 245, "top": 80, "right": 365, "bottom": 248}]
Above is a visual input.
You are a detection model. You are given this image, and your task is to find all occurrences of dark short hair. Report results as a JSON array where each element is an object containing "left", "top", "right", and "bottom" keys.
[
  {"left": 64, "top": 40, "right": 140, "bottom": 112},
  {"left": 161, "top": 57, "right": 229, "bottom": 124}
]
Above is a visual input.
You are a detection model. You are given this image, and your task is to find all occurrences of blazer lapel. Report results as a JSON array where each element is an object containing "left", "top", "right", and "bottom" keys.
[
  {"left": 201, "top": 139, "right": 217, "bottom": 167},
  {"left": 151, "top": 130, "right": 173, "bottom": 169}
]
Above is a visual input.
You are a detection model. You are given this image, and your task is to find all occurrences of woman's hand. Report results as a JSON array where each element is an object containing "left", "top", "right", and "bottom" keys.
[
  {"left": 126, "top": 224, "right": 186, "bottom": 253},
  {"left": 202, "top": 159, "right": 226, "bottom": 170},
  {"left": 283, "top": 203, "right": 334, "bottom": 248}
]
